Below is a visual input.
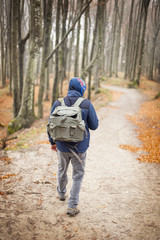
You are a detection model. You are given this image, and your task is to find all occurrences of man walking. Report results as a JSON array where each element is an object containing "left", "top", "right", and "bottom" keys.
[{"left": 48, "top": 77, "right": 98, "bottom": 216}]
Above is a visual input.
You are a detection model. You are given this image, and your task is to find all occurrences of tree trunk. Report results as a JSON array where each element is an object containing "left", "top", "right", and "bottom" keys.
[
  {"left": 95, "top": 0, "right": 107, "bottom": 93},
  {"left": 37, "top": 0, "right": 53, "bottom": 118},
  {"left": 67, "top": 0, "right": 75, "bottom": 78},
  {"left": 59, "top": 0, "right": 68, "bottom": 95},
  {"left": 44, "top": 63, "right": 50, "bottom": 101},
  {"left": 0, "top": 0, "right": 7, "bottom": 87},
  {"left": 130, "top": 0, "right": 143, "bottom": 83},
  {"left": 148, "top": 1, "right": 160, "bottom": 80},
  {"left": 109, "top": 0, "right": 118, "bottom": 77},
  {"left": 102, "top": 3, "right": 107, "bottom": 76},
  {"left": 18, "top": 32, "right": 30, "bottom": 100},
  {"left": 81, "top": 0, "right": 89, "bottom": 73},
  {"left": 51, "top": 0, "right": 61, "bottom": 106},
  {"left": 9, "top": 0, "right": 12, "bottom": 94},
  {"left": 104, "top": 0, "right": 112, "bottom": 74},
  {"left": 88, "top": 1, "right": 99, "bottom": 99},
  {"left": 148, "top": 36, "right": 156, "bottom": 80},
  {"left": 11, "top": 0, "right": 20, "bottom": 117},
  {"left": 67, "top": 28, "right": 75, "bottom": 78},
  {"left": 124, "top": 0, "right": 134, "bottom": 79},
  {"left": 18, "top": 1, "right": 23, "bottom": 101},
  {"left": 115, "top": 0, "right": 124, "bottom": 77},
  {"left": 74, "top": 0, "right": 83, "bottom": 77},
  {"left": 7, "top": 0, "right": 42, "bottom": 134},
  {"left": 135, "top": 0, "right": 151, "bottom": 86}
]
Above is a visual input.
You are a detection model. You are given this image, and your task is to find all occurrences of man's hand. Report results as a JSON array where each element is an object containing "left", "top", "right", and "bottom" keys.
[{"left": 51, "top": 145, "right": 57, "bottom": 151}]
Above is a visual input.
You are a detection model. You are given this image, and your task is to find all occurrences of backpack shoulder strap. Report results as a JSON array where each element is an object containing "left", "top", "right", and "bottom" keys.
[
  {"left": 73, "top": 97, "right": 85, "bottom": 107},
  {"left": 58, "top": 98, "right": 65, "bottom": 106}
]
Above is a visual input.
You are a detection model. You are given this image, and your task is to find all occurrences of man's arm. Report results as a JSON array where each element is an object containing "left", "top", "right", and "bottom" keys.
[{"left": 87, "top": 102, "right": 99, "bottom": 130}]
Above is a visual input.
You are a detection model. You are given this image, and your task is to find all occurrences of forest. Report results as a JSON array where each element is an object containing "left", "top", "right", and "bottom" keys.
[
  {"left": 0, "top": 0, "right": 160, "bottom": 133},
  {"left": 0, "top": 1, "right": 160, "bottom": 238}
]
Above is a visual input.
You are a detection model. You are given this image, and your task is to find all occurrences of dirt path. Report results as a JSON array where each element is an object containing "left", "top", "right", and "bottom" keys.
[{"left": 0, "top": 86, "right": 160, "bottom": 240}]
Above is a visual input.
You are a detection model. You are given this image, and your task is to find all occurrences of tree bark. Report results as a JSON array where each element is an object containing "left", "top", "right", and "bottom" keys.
[
  {"left": 0, "top": 0, "right": 7, "bottom": 87},
  {"left": 130, "top": 0, "right": 143, "bottom": 83},
  {"left": 148, "top": 36, "right": 157, "bottom": 80},
  {"left": 148, "top": 1, "right": 160, "bottom": 80},
  {"left": 81, "top": 0, "right": 89, "bottom": 73},
  {"left": 59, "top": 0, "right": 68, "bottom": 95},
  {"left": 7, "top": 0, "right": 42, "bottom": 133},
  {"left": 37, "top": 0, "right": 53, "bottom": 118},
  {"left": 9, "top": 0, "right": 12, "bottom": 94},
  {"left": 124, "top": 0, "right": 134, "bottom": 79},
  {"left": 88, "top": 1, "right": 99, "bottom": 99},
  {"left": 18, "top": 31, "right": 30, "bottom": 100},
  {"left": 74, "top": 0, "right": 83, "bottom": 77},
  {"left": 115, "top": 0, "right": 124, "bottom": 77},
  {"left": 109, "top": 0, "right": 118, "bottom": 77},
  {"left": 44, "top": 63, "right": 50, "bottom": 101},
  {"left": 67, "top": 0, "right": 75, "bottom": 78},
  {"left": 95, "top": 0, "right": 107, "bottom": 93},
  {"left": 11, "top": 0, "right": 20, "bottom": 117},
  {"left": 51, "top": 0, "right": 61, "bottom": 106},
  {"left": 18, "top": 0, "right": 30, "bottom": 101},
  {"left": 135, "top": 0, "right": 151, "bottom": 86}
]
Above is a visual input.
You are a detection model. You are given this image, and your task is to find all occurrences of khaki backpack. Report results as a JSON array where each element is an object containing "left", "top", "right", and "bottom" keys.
[{"left": 47, "top": 97, "right": 86, "bottom": 142}]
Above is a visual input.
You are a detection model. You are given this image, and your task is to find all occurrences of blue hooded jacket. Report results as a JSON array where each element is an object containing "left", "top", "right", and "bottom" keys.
[{"left": 48, "top": 77, "right": 99, "bottom": 153}]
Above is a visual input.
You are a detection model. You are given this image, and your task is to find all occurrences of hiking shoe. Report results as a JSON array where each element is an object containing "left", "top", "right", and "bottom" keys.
[
  {"left": 67, "top": 208, "right": 80, "bottom": 216},
  {"left": 57, "top": 194, "right": 66, "bottom": 201},
  {"left": 56, "top": 187, "right": 66, "bottom": 201},
  {"left": 58, "top": 195, "right": 66, "bottom": 201}
]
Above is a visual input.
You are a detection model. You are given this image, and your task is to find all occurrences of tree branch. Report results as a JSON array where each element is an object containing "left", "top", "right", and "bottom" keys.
[
  {"left": 45, "top": 0, "right": 93, "bottom": 66},
  {"left": 0, "top": 136, "right": 18, "bottom": 149},
  {"left": 81, "top": 48, "right": 99, "bottom": 79}
]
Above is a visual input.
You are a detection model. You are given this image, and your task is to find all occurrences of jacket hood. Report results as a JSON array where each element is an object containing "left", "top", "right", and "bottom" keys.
[{"left": 68, "top": 77, "right": 86, "bottom": 96}]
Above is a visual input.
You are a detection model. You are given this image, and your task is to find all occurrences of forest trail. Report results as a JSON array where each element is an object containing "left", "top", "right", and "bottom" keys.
[{"left": 0, "top": 86, "right": 160, "bottom": 240}]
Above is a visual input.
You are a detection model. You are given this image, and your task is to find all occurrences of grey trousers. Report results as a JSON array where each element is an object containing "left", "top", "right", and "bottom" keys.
[{"left": 57, "top": 150, "right": 86, "bottom": 208}]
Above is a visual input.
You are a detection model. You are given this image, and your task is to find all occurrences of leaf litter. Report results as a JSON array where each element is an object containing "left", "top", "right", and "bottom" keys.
[{"left": 120, "top": 78, "right": 160, "bottom": 164}]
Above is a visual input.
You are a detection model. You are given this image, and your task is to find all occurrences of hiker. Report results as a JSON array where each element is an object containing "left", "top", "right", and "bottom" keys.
[{"left": 48, "top": 77, "right": 98, "bottom": 216}]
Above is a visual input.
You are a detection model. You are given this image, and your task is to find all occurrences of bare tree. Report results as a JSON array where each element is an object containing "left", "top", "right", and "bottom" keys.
[
  {"left": 18, "top": 0, "right": 30, "bottom": 101},
  {"left": 59, "top": 0, "right": 69, "bottom": 95},
  {"left": 51, "top": 0, "right": 61, "bottom": 106},
  {"left": 81, "top": 0, "right": 89, "bottom": 73},
  {"left": 87, "top": 1, "right": 99, "bottom": 99},
  {"left": 135, "top": 0, "right": 151, "bottom": 86},
  {"left": 74, "top": 0, "right": 84, "bottom": 76},
  {"left": 148, "top": 0, "right": 160, "bottom": 80},
  {"left": 11, "top": 0, "right": 20, "bottom": 117},
  {"left": 37, "top": 0, "right": 53, "bottom": 118},
  {"left": 94, "top": 0, "right": 108, "bottom": 92},
  {"left": 124, "top": 0, "right": 135, "bottom": 79},
  {"left": 67, "top": 0, "right": 76, "bottom": 78},
  {"left": 8, "top": 0, "right": 42, "bottom": 133},
  {"left": 0, "top": 0, "right": 7, "bottom": 87},
  {"left": 130, "top": 1, "right": 143, "bottom": 83},
  {"left": 114, "top": 0, "right": 125, "bottom": 77}
]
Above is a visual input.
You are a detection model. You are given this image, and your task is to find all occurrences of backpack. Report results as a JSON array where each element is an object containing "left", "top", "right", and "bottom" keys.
[{"left": 47, "top": 97, "right": 86, "bottom": 142}]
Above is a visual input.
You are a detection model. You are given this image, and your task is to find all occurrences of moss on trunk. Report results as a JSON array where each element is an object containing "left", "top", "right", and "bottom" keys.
[{"left": 7, "top": 115, "right": 35, "bottom": 135}]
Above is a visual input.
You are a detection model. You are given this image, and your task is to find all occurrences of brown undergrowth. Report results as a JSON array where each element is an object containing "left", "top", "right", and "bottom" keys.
[{"left": 120, "top": 77, "right": 160, "bottom": 164}]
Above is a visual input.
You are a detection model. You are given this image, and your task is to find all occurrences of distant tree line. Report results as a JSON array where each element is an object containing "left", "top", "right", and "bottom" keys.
[{"left": 0, "top": 0, "right": 159, "bottom": 133}]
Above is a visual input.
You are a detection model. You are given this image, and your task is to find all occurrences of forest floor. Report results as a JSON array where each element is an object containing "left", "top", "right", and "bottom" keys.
[{"left": 0, "top": 76, "right": 160, "bottom": 240}]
